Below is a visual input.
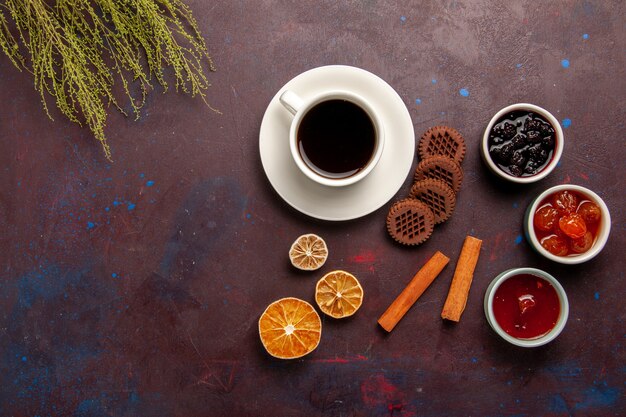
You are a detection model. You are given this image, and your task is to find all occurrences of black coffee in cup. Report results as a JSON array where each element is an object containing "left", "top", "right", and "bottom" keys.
[{"left": 297, "top": 99, "right": 376, "bottom": 179}]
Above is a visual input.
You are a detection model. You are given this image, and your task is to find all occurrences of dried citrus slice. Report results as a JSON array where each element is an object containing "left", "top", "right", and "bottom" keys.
[
  {"left": 289, "top": 234, "right": 328, "bottom": 271},
  {"left": 258, "top": 297, "right": 322, "bottom": 359},
  {"left": 315, "top": 270, "right": 364, "bottom": 318}
]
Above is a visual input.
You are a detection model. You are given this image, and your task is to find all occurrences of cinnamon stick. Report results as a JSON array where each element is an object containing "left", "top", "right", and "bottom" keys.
[
  {"left": 441, "top": 236, "right": 483, "bottom": 322},
  {"left": 378, "top": 251, "right": 450, "bottom": 332}
]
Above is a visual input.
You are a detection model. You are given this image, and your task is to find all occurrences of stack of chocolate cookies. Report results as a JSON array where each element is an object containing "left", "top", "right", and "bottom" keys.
[{"left": 387, "top": 126, "right": 467, "bottom": 246}]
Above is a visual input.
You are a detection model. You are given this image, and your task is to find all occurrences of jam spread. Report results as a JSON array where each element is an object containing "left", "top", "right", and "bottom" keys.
[
  {"left": 533, "top": 190, "right": 602, "bottom": 256},
  {"left": 488, "top": 111, "right": 556, "bottom": 177},
  {"left": 493, "top": 274, "right": 560, "bottom": 339}
]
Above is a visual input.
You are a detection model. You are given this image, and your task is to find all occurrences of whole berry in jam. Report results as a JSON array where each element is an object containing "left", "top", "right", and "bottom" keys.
[
  {"left": 524, "top": 160, "right": 540, "bottom": 175},
  {"left": 537, "top": 149, "right": 548, "bottom": 164},
  {"left": 552, "top": 190, "right": 578, "bottom": 214},
  {"left": 559, "top": 213, "right": 587, "bottom": 239},
  {"left": 511, "top": 134, "right": 527, "bottom": 149},
  {"left": 492, "top": 142, "right": 513, "bottom": 163},
  {"left": 500, "top": 143, "right": 514, "bottom": 160},
  {"left": 534, "top": 206, "right": 559, "bottom": 232},
  {"left": 501, "top": 122, "right": 517, "bottom": 139},
  {"left": 542, "top": 135, "right": 554, "bottom": 148},
  {"left": 578, "top": 201, "right": 601, "bottom": 223},
  {"left": 524, "top": 117, "right": 542, "bottom": 132},
  {"left": 570, "top": 231, "right": 593, "bottom": 254},
  {"left": 526, "top": 130, "right": 541, "bottom": 143},
  {"left": 491, "top": 125, "right": 505, "bottom": 138},
  {"left": 527, "top": 144, "right": 544, "bottom": 161},
  {"left": 541, "top": 235, "right": 569, "bottom": 256},
  {"left": 540, "top": 123, "right": 555, "bottom": 136},
  {"left": 510, "top": 150, "right": 526, "bottom": 167},
  {"left": 509, "top": 165, "right": 523, "bottom": 177}
]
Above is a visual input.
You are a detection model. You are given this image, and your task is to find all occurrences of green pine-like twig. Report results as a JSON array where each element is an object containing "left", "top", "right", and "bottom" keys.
[{"left": 0, "top": 0, "right": 216, "bottom": 160}]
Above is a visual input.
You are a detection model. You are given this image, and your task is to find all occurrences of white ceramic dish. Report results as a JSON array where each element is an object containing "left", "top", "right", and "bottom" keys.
[
  {"left": 481, "top": 103, "right": 564, "bottom": 184},
  {"left": 524, "top": 184, "right": 611, "bottom": 264},
  {"left": 484, "top": 267, "right": 569, "bottom": 348},
  {"left": 259, "top": 65, "right": 415, "bottom": 221}
]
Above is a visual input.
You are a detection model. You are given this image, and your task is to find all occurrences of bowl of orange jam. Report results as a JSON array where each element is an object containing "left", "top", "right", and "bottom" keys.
[{"left": 524, "top": 184, "right": 611, "bottom": 264}]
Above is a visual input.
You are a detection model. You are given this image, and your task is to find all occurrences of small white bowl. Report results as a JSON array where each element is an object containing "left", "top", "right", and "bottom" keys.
[
  {"left": 524, "top": 184, "right": 611, "bottom": 264},
  {"left": 481, "top": 103, "right": 564, "bottom": 184},
  {"left": 484, "top": 268, "right": 569, "bottom": 348}
]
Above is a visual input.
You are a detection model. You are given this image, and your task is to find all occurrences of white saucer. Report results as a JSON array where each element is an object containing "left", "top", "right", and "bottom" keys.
[{"left": 259, "top": 65, "right": 415, "bottom": 221}]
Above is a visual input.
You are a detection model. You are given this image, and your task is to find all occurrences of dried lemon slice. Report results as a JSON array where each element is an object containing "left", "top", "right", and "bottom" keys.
[
  {"left": 315, "top": 270, "right": 364, "bottom": 318},
  {"left": 258, "top": 297, "right": 322, "bottom": 359},
  {"left": 289, "top": 234, "right": 328, "bottom": 271}
]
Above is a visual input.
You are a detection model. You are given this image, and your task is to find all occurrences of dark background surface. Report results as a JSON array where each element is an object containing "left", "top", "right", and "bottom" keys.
[{"left": 1, "top": 1, "right": 624, "bottom": 416}]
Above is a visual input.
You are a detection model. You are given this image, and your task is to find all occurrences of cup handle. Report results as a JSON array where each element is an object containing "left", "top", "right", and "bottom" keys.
[{"left": 279, "top": 90, "right": 304, "bottom": 115}]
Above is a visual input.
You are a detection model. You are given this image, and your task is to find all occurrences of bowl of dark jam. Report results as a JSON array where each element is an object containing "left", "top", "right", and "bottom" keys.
[
  {"left": 484, "top": 268, "right": 569, "bottom": 347},
  {"left": 481, "top": 103, "right": 564, "bottom": 183},
  {"left": 524, "top": 184, "right": 611, "bottom": 264}
]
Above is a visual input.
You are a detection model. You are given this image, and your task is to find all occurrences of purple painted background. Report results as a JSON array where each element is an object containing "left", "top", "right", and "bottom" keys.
[{"left": 1, "top": 1, "right": 624, "bottom": 416}]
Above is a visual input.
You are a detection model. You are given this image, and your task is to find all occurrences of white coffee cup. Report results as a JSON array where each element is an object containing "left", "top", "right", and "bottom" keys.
[{"left": 279, "top": 90, "right": 385, "bottom": 187}]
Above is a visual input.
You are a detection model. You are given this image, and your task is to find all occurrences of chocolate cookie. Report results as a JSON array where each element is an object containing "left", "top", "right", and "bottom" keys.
[
  {"left": 414, "top": 155, "right": 464, "bottom": 193},
  {"left": 418, "top": 126, "right": 466, "bottom": 164},
  {"left": 409, "top": 179, "right": 456, "bottom": 224},
  {"left": 386, "top": 199, "right": 435, "bottom": 246}
]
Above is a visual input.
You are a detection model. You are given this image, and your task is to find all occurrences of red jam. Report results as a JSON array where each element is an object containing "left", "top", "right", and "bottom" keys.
[
  {"left": 533, "top": 190, "right": 602, "bottom": 256},
  {"left": 492, "top": 274, "right": 560, "bottom": 339}
]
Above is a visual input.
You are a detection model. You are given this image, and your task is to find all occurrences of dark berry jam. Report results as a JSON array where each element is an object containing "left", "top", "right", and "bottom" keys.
[
  {"left": 493, "top": 274, "right": 560, "bottom": 339},
  {"left": 533, "top": 190, "right": 602, "bottom": 256},
  {"left": 488, "top": 111, "right": 556, "bottom": 177}
]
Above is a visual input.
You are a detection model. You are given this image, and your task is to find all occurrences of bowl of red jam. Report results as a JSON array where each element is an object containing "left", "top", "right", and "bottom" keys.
[
  {"left": 525, "top": 184, "right": 611, "bottom": 264},
  {"left": 484, "top": 268, "right": 569, "bottom": 347},
  {"left": 481, "top": 103, "right": 564, "bottom": 183}
]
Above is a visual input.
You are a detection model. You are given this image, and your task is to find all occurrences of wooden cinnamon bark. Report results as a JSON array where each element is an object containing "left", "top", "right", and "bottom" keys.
[
  {"left": 378, "top": 251, "right": 450, "bottom": 332},
  {"left": 441, "top": 236, "right": 483, "bottom": 322}
]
